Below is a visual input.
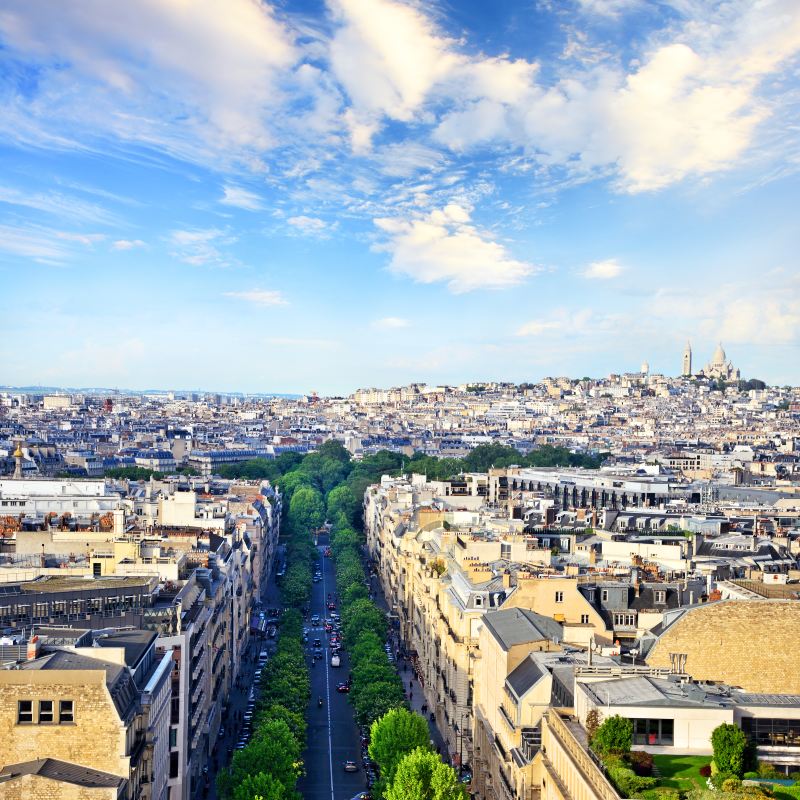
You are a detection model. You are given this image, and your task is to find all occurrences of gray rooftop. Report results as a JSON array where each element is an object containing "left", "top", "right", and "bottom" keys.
[
  {"left": 0, "top": 758, "right": 126, "bottom": 790},
  {"left": 482, "top": 607, "right": 563, "bottom": 651},
  {"left": 505, "top": 655, "right": 546, "bottom": 699},
  {"left": 94, "top": 630, "right": 156, "bottom": 669}
]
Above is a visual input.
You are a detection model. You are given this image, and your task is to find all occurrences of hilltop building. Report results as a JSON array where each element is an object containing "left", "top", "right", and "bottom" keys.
[{"left": 698, "top": 342, "right": 740, "bottom": 381}]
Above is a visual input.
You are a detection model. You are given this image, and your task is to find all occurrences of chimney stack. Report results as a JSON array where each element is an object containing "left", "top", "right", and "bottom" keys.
[{"left": 27, "top": 636, "right": 40, "bottom": 661}]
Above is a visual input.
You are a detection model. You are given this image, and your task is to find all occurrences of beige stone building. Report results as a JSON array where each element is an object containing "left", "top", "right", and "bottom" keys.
[
  {"left": 0, "top": 632, "right": 172, "bottom": 800},
  {"left": 471, "top": 608, "right": 563, "bottom": 800}
]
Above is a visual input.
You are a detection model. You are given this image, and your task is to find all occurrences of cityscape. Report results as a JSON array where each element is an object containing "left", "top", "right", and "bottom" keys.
[{"left": 2, "top": 2, "right": 800, "bottom": 800}]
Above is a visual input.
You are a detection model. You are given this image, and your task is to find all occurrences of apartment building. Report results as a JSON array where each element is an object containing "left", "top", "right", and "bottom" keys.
[{"left": 0, "top": 629, "right": 173, "bottom": 800}]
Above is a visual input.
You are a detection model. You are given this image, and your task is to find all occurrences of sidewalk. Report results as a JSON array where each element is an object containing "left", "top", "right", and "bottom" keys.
[{"left": 367, "top": 563, "right": 448, "bottom": 756}]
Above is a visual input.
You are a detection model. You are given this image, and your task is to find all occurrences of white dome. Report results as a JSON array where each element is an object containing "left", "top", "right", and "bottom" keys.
[{"left": 712, "top": 342, "right": 726, "bottom": 364}]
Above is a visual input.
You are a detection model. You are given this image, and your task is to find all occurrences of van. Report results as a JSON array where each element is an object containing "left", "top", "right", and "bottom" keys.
[{"left": 331, "top": 654, "right": 341, "bottom": 668}]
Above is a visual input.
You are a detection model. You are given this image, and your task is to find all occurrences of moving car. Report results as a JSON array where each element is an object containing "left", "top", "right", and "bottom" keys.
[
  {"left": 331, "top": 655, "right": 341, "bottom": 668},
  {"left": 343, "top": 760, "right": 358, "bottom": 772},
  {"left": 336, "top": 681, "right": 349, "bottom": 692}
]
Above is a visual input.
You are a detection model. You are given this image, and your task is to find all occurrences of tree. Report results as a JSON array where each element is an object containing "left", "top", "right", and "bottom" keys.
[
  {"left": 343, "top": 599, "right": 388, "bottom": 647},
  {"left": 590, "top": 715, "right": 632, "bottom": 755},
  {"left": 370, "top": 708, "right": 432, "bottom": 787},
  {"left": 257, "top": 703, "right": 307, "bottom": 749},
  {"left": 711, "top": 723, "right": 749, "bottom": 777},
  {"left": 231, "top": 772, "right": 290, "bottom": 800},
  {"left": 277, "top": 470, "right": 313, "bottom": 502},
  {"left": 287, "top": 486, "right": 325, "bottom": 534},
  {"left": 385, "top": 748, "right": 467, "bottom": 800},
  {"left": 585, "top": 709, "right": 600, "bottom": 740},
  {"left": 352, "top": 679, "right": 406, "bottom": 726},
  {"left": 327, "top": 485, "right": 359, "bottom": 525}
]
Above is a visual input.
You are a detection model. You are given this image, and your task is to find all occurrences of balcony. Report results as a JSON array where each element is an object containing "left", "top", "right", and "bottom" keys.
[{"left": 498, "top": 704, "right": 516, "bottom": 732}]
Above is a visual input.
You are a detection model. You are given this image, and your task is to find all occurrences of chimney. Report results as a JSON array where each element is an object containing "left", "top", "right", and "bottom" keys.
[
  {"left": 27, "top": 636, "right": 40, "bottom": 661},
  {"left": 502, "top": 569, "right": 512, "bottom": 589}
]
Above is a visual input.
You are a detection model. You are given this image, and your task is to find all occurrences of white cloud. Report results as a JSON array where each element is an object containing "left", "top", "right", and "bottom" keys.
[
  {"left": 583, "top": 258, "right": 623, "bottom": 279},
  {"left": 328, "top": 0, "right": 459, "bottom": 125},
  {"left": 169, "top": 228, "right": 233, "bottom": 266},
  {"left": 576, "top": 0, "right": 641, "bottom": 17},
  {"left": 0, "top": 185, "right": 120, "bottom": 225},
  {"left": 373, "top": 316, "right": 410, "bottom": 329},
  {"left": 112, "top": 239, "right": 146, "bottom": 250},
  {"left": 55, "top": 232, "right": 105, "bottom": 246},
  {"left": 0, "top": 224, "right": 73, "bottom": 263},
  {"left": 221, "top": 185, "right": 265, "bottom": 211},
  {"left": 0, "top": 0, "right": 296, "bottom": 165},
  {"left": 647, "top": 274, "right": 800, "bottom": 346},
  {"left": 431, "top": 0, "right": 800, "bottom": 191},
  {"left": 516, "top": 308, "right": 597, "bottom": 337},
  {"left": 287, "top": 215, "right": 331, "bottom": 236},
  {"left": 224, "top": 289, "right": 289, "bottom": 307},
  {"left": 374, "top": 203, "right": 534, "bottom": 293}
]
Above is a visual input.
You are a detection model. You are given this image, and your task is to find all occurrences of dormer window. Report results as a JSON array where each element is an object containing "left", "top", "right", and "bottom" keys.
[
  {"left": 654, "top": 590, "right": 666, "bottom": 604},
  {"left": 475, "top": 597, "right": 482, "bottom": 607}
]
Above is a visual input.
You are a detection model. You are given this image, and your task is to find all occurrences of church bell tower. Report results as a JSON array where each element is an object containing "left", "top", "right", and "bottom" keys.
[{"left": 682, "top": 341, "right": 692, "bottom": 377}]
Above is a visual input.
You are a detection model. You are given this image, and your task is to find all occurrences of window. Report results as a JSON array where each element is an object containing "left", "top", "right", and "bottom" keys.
[
  {"left": 17, "top": 700, "right": 33, "bottom": 724},
  {"left": 632, "top": 718, "right": 673, "bottom": 746},
  {"left": 654, "top": 590, "right": 666, "bottom": 604},
  {"left": 555, "top": 591, "right": 564, "bottom": 603},
  {"left": 475, "top": 597, "right": 482, "bottom": 607},
  {"left": 59, "top": 700, "right": 74, "bottom": 723},
  {"left": 601, "top": 589, "right": 609, "bottom": 602},
  {"left": 169, "top": 751, "right": 180, "bottom": 779},
  {"left": 169, "top": 727, "right": 177, "bottom": 748},
  {"left": 614, "top": 613, "right": 636, "bottom": 627},
  {"left": 581, "top": 614, "right": 590, "bottom": 624},
  {"left": 741, "top": 717, "right": 800, "bottom": 747},
  {"left": 39, "top": 700, "right": 54, "bottom": 723}
]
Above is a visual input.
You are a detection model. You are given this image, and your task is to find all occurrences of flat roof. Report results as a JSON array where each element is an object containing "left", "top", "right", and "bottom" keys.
[{"left": 17, "top": 576, "right": 156, "bottom": 593}]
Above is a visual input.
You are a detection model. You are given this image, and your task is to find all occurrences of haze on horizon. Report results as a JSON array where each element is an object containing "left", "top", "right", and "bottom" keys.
[{"left": 1, "top": 0, "right": 799, "bottom": 394}]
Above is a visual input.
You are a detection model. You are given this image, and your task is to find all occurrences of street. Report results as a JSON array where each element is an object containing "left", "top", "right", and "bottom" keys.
[{"left": 298, "top": 538, "right": 365, "bottom": 800}]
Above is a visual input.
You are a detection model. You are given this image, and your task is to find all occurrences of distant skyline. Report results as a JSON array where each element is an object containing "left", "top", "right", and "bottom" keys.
[{"left": 1, "top": 0, "right": 799, "bottom": 394}]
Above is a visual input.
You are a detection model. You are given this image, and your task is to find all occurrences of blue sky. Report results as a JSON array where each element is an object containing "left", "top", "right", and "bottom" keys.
[{"left": 1, "top": 0, "right": 799, "bottom": 394}]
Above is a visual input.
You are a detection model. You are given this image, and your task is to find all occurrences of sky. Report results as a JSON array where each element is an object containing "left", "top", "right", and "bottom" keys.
[{"left": 1, "top": 0, "right": 799, "bottom": 395}]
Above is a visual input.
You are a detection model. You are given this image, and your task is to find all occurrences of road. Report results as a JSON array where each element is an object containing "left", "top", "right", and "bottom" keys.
[{"left": 298, "top": 538, "right": 365, "bottom": 800}]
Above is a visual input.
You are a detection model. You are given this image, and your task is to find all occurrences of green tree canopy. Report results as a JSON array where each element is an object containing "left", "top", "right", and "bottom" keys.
[
  {"left": 327, "top": 484, "right": 359, "bottom": 525},
  {"left": 231, "top": 771, "right": 291, "bottom": 800},
  {"left": 711, "top": 723, "right": 749, "bottom": 777},
  {"left": 369, "top": 708, "right": 432, "bottom": 786},
  {"left": 276, "top": 470, "right": 313, "bottom": 502},
  {"left": 287, "top": 486, "right": 325, "bottom": 534},
  {"left": 590, "top": 715, "right": 632, "bottom": 755},
  {"left": 385, "top": 748, "right": 468, "bottom": 800},
  {"left": 343, "top": 598, "right": 387, "bottom": 647},
  {"left": 351, "top": 679, "right": 406, "bottom": 727}
]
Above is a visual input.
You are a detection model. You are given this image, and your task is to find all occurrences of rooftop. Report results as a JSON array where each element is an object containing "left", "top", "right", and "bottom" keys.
[
  {"left": 0, "top": 758, "right": 126, "bottom": 790},
  {"left": 483, "top": 607, "right": 563, "bottom": 651}
]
